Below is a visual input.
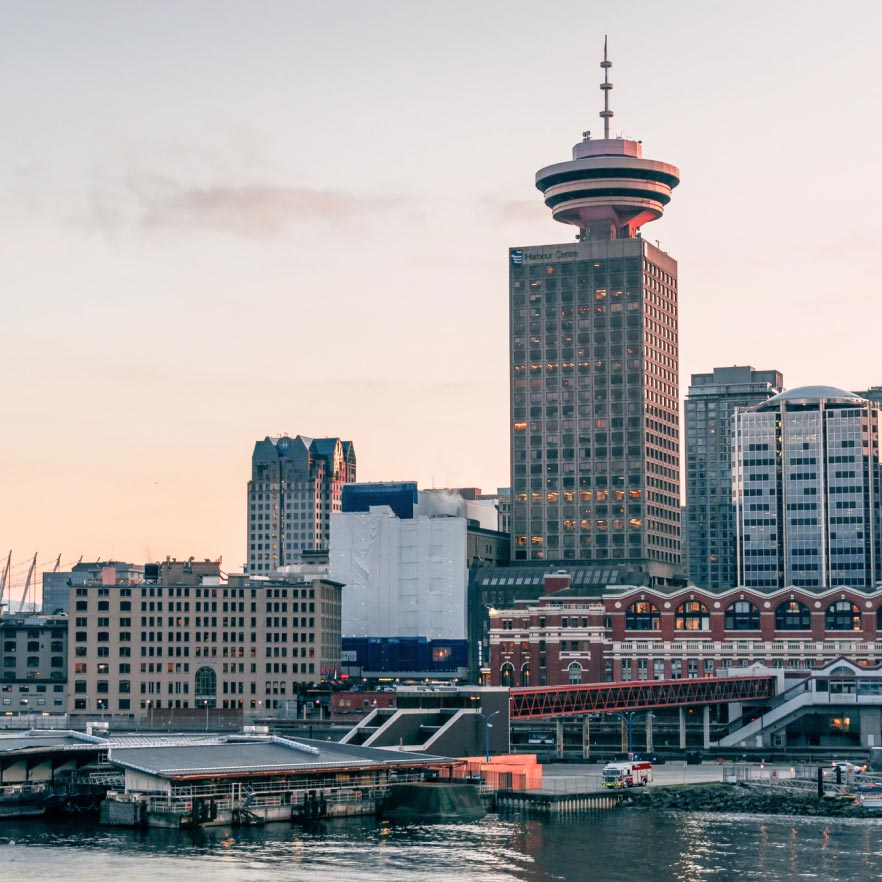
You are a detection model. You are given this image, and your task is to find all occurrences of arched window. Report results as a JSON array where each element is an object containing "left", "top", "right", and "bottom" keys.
[
  {"left": 826, "top": 600, "right": 861, "bottom": 631},
  {"left": 521, "top": 662, "right": 531, "bottom": 687},
  {"left": 568, "top": 662, "right": 583, "bottom": 685},
  {"left": 775, "top": 600, "right": 810, "bottom": 631},
  {"left": 724, "top": 601, "right": 760, "bottom": 631},
  {"left": 500, "top": 663, "right": 514, "bottom": 687},
  {"left": 194, "top": 666, "right": 217, "bottom": 708},
  {"left": 829, "top": 665, "right": 857, "bottom": 694},
  {"left": 675, "top": 601, "right": 709, "bottom": 631},
  {"left": 625, "top": 601, "right": 661, "bottom": 630}
]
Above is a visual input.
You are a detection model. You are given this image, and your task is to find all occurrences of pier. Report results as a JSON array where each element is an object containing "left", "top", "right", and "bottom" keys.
[{"left": 495, "top": 789, "right": 623, "bottom": 815}]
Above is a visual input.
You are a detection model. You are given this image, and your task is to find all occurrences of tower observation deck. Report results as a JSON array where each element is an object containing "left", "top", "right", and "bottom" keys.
[{"left": 535, "top": 40, "right": 679, "bottom": 240}]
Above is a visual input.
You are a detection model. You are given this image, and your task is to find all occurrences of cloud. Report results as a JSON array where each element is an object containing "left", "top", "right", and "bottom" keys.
[
  {"left": 83, "top": 172, "right": 413, "bottom": 238},
  {"left": 479, "top": 195, "right": 548, "bottom": 224}
]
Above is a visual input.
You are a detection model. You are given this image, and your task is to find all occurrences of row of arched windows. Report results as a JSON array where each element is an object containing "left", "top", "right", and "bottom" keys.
[
  {"left": 500, "top": 661, "right": 583, "bottom": 687},
  {"left": 625, "top": 599, "right": 867, "bottom": 632}
]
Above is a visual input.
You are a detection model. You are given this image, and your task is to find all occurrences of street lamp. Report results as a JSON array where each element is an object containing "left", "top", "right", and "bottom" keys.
[
  {"left": 479, "top": 710, "right": 500, "bottom": 762},
  {"left": 616, "top": 711, "right": 644, "bottom": 757},
  {"left": 202, "top": 699, "right": 210, "bottom": 732}
]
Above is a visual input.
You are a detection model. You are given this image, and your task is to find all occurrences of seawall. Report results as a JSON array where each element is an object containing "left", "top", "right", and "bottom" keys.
[{"left": 624, "top": 783, "right": 877, "bottom": 818}]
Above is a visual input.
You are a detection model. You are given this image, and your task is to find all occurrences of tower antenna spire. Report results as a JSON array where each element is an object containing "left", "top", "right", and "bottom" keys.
[{"left": 600, "top": 35, "right": 613, "bottom": 139}]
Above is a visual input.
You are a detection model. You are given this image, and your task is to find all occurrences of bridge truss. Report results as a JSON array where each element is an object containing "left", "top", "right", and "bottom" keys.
[{"left": 510, "top": 676, "right": 776, "bottom": 720}]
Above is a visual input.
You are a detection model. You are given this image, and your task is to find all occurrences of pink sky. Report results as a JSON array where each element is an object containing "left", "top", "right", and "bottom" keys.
[{"left": 2, "top": 1, "right": 881, "bottom": 590}]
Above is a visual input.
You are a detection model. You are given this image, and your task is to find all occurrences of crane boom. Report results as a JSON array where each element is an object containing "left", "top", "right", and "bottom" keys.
[
  {"left": 0, "top": 550, "right": 10, "bottom": 611},
  {"left": 19, "top": 553, "right": 37, "bottom": 613}
]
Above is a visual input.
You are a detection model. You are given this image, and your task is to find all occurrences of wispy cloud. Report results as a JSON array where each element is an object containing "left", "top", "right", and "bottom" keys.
[
  {"left": 479, "top": 195, "right": 548, "bottom": 224},
  {"left": 83, "top": 172, "right": 413, "bottom": 238}
]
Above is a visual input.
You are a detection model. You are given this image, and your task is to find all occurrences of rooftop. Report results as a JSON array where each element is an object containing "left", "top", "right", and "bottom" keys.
[
  {"left": 758, "top": 385, "right": 867, "bottom": 408},
  {"left": 108, "top": 736, "right": 448, "bottom": 779}
]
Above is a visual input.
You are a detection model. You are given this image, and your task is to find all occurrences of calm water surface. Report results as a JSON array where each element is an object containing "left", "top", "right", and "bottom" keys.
[{"left": 2, "top": 810, "right": 882, "bottom": 882}]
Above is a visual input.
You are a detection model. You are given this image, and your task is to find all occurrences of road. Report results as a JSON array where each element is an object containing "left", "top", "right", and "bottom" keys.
[{"left": 536, "top": 761, "right": 739, "bottom": 794}]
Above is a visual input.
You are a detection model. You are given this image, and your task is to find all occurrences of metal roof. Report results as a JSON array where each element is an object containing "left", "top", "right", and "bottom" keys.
[
  {"left": 0, "top": 730, "right": 105, "bottom": 754},
  {"left": 109, "top": 736, "right": 449, "bottom": 779},
  {"left": 758, "top": 385, "right": 867, "bottom": 408},
  {"left": 474, "top": 566, "right": 622, "bottom": 591}
]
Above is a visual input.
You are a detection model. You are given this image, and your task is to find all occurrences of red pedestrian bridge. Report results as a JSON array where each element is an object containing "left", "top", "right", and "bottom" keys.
[{"left": 510, "top": 675, "right": 776, "bottom": 720}]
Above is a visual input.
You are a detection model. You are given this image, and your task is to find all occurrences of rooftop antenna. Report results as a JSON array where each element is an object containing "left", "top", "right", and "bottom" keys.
[{"left": 600, "top": 35, "right": 613, "bottom": 139}]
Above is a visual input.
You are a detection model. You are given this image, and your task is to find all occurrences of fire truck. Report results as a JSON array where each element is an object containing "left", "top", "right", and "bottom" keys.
[{"left": 601, "top": 761, "right": 653, "bottom": 788}]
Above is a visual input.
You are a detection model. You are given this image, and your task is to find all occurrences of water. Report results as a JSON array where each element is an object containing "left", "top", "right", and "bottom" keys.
[{"left": 2, "top": 810, "right": 882, "bottom": 882}]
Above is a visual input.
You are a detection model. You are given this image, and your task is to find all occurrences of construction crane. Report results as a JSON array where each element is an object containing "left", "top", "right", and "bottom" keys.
[{"left": 19, "top": 553, "right": 37, "bottom": 614}]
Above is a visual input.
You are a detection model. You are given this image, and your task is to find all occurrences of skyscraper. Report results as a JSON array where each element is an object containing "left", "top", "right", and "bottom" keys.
[
  {"left": 685, "top": 366, "right": 783, "bottom": 588},
  {"left": 509, "top": 42, "right": 681, "bottom": 581},
  {"left": 247, "top": 435, "right": 356, "bottom": 573},
  {"left": 733, "top": 386, "right": 882, "bottom": 588}
]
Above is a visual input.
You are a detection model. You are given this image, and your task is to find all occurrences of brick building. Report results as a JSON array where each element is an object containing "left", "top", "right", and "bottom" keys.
[{"left": 489, "top": 572, "right": 882, "bottom": 687}]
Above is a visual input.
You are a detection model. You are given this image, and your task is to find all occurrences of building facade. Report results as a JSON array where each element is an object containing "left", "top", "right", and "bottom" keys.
[
  {"left": 0, "top": 614, "right": 67, "bottom": 714},
  {"left": 489, "top": 573, "right": 606, "bottom": 688},
  {"left": 734, "top": 386, "right": 882, "bottom": 589},
  {"left": 247, "top": 435, "right": 356, "bottom": 573},
  {"left": 509, "top": 47, "right": 681, "bottom": 581},
  {"left": 332, "top": 501, "right": 467, "bottom": 643},
  {"left": 67, "top": 572, "right": 342, "bottom": 718},
  {"left": 331, "top": 485, "right": 482, "bottom": 681},
  {"left": 489, "top": 577, "right": 882, "bottom": 687},
  {"left": 42, "top": 561, "right": 146, "bottom": 614},
  {"left": 685, "top": 366, "right": 783, "bottom": 589}
]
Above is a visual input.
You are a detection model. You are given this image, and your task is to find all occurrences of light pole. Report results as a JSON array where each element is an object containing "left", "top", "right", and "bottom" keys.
[
  {"left": 616, "top": 711, "right": 643, "bottom": 757},
  {"left": 479, "top": 710, "right": 500, "bottom": 762},
  {"left": 203, "top": 699, "right": 209, "bottom": 732}
]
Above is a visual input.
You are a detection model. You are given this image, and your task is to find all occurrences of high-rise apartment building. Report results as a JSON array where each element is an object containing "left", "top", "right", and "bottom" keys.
[
  {"left": 509, "top": 44, "right": 681, "bottom": 580},
  {"left": 734, "top": 386, "right": 882, "bottom": 588},
  {"left": 685, "top": 366, "right": 783, "bottom": 589},
  {"left": 247, "top": 435, "right": 355, "bottom": 573}
]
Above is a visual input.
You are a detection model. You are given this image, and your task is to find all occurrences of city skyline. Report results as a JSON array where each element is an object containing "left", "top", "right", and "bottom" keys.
[{"left": 3, "top": 2, "right": 882, "bottom": 581}]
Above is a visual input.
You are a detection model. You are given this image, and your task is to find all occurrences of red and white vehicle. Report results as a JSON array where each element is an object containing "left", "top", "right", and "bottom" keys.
[{"left": 602, "top": 761, "right": 653, "bottom": 788}]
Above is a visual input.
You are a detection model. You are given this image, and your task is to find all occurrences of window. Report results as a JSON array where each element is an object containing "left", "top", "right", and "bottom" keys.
[
  {"left": 775, "top": 600, "right": 810, "bottom": 631},
  {"left": 500, "top": 663, "right": 514, "bottom": 687},
  {"left": 724, "top": 601, "right": 760, "bottom": 631},
  {"left": 625, "top": 601, "right": 660, "bottom": 630},
  {"left": 675, "top": 601, "right": 709, "bottom": 631},
  {"left": 826, "top": 600, "right": 861, "bottom": 631},
  {"left": 568, "top": 662, "right": 583, "bottom": 684},
  {"left": 194, "top": 666, "right": 217, "bottom": 703}
]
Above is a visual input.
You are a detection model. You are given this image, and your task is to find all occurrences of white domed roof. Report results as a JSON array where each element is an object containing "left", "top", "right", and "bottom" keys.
[{"left": 763, "top": 385, "right": 866, "bottom": 406}]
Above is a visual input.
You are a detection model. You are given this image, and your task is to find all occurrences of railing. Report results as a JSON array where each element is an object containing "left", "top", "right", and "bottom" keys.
[
  {"left": 0, "top": 782, "right": 47, "bottom": 799},
  {"left": 511, "top": 676, "right": 776, "bottom": 719},
  {"left": 722, "top": 763, "right": 880, "bottom": 798},
  {"left": 614, "top": 640, "right": 882, "bottom": 655},
  {"left": 157, "top": 770, "right": 430, "bottom": 810}
]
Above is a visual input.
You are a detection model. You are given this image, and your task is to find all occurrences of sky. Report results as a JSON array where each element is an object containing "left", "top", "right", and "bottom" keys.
[{"left": 2, "top": 0, "right": 882, "bottom": 590}]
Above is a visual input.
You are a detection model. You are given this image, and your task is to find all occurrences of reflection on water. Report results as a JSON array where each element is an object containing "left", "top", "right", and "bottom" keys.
[{"left": 2, "top": 811, "right": 882, "bottom": 882}]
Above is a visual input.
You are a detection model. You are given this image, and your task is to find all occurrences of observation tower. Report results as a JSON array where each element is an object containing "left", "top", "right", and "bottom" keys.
[
  {"left": 534, "top": 39, "right": 680, "bottom": 240},
  {"left": 508, "top": 39, "right": 683, "bottom": 582}
]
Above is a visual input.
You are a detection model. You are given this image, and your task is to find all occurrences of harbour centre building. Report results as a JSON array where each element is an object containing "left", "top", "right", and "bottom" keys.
[{"left": 508, "top": 46, "right": 681, "bottom": 583}]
